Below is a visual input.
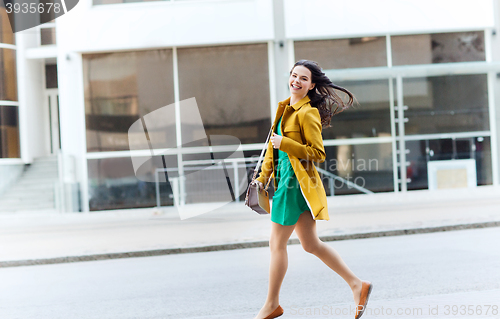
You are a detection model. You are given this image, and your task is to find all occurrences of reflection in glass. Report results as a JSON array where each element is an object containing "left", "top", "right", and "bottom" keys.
[
  {"left": 320, "top": 144, "right": 394, "bottom": 195},
  {"left": 294, "top": 37, "right": 387, "bottom": 70},
  {"left": 88, "top": 156, "right": 175, "bottom": 211},
  {"left": 0, "top": 105, "right": 20, "bottom": 158},
  {"left": 322, "top": 79, "right": 391, "bottom": 140},
  {"left": 181, "top": 161, "right": 246, "bottom": 204},
  {"left": 83, "top": 49, "right": 175, "bottom": 152},
  {"left": 392, "top": 31, "right": 485, "bottom": 66},
  {"left": 40, "top": 27, "right": 56, "bottom": 45},
  {"left": 178, "top": 43, "right": 271, "bottom": 145},
  {"left": 0, "top": 48, "right": 18, "bottom": 101},
  {"left": 45, "top": 64, "right": 58, "bottom": 89},
  {"left": 0, "top": 9, "right": 15, "bottom": 44},
  {"left": 402, "top": 75, "right": 489, "bottom": 135},
  {"left": 405, "top": 137, "right": 492, "bottom": 190}
]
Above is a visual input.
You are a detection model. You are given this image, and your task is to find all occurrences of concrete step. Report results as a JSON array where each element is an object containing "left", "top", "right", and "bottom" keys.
[
  {"left": 13, "top": 174, "right": 57, "bottom": 180},
  {"left": 0, "top": 206, "right": 55, "bottom": 213},
  {"left": 0, "top": 196, "right": 54, "bottom": 207},
  {"left": 12, "top": 182, "right": 57, "bottom": 189},
  {"left": 23, "top": 165, "right": 58, "bottom": 172},
  {"left": 0, "top": 203, "right": 55, "bottom": 210},
  {"left": 22, "top": 169, "right": 59, "bottom": 176},
  {"left": 21, "top": 174, "right": 59, "bottom": 180},
  {"left": 27, "top": 160, "right": 57, "bottom": 165},
  {"left": 1, "top": 192, "right": 55, "bottom": 201},
  {"left": 13, "top": 181, "right": 58, "bottom": 188},
  {"left": 0, "top": 156, "right": 58, "bottom": 212},
  {"left": 9, "top": 183, "right": 57, "bottom": 191},
  {"left": 19, "top": 178, "right": 58, "bottom": 183},
  {"left": 7, "top": 184, "right": 55, "bottom": 190},
  {"left": 0, "top": 193, "right": 55, "bottom": 201},
  {"left": 32, "top": 157, "right": 57, "bottom": 162},
  {"left": 9, "top": 188, "right": 56, "bottom": 196},
  {"left": 0, "top": 205, "right": 55, "bottom": 211},
  {"left": 0, "top": 204, "right": 56, "bottom": 212},
  {"left": 15, "top": 174, "right": 58, "bottom": 180}
]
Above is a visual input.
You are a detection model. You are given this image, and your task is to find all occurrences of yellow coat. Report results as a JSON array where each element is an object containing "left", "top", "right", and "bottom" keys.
[{"left": 256, "top": 95, "right": 329, "bottom": 221}]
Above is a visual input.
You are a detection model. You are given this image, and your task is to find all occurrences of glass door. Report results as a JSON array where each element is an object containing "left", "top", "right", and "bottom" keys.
[
  {"left": 46, "top": 89, "right": 61, "bottom": 155},
  {"left": 394, "top": 74, "right": 493, "bottom": 191}
]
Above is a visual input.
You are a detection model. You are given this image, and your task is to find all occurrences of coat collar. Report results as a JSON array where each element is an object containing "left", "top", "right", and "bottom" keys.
[{"left": 278, "top": 95, "right": 311, "bottom": 111}]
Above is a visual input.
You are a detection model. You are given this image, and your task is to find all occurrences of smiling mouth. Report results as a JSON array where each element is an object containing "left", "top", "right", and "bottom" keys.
[{"left": 291, "top": 84, "right": 302, "bottom": 89}]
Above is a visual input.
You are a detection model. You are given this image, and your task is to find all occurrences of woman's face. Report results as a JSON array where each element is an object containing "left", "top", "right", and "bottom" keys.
[{"left": 289, "top": 65, "right": 315, "bottom": 98}]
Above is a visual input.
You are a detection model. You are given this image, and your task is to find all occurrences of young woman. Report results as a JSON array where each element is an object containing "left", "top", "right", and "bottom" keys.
[{"left": 252, "top": 60, "right": 373, "bottom": 319}]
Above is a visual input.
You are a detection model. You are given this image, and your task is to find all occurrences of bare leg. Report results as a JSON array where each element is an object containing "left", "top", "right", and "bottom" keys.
[
  {"left": 294, "top": 211, "right": 363, "bottom": 305},
  {"left": 254, "top": 221, "right": 295, "bottom": 319}
]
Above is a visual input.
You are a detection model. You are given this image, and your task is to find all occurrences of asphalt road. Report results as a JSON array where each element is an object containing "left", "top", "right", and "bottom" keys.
[{"left": 1, "top": 227, "right": 500, "bottom": 319}]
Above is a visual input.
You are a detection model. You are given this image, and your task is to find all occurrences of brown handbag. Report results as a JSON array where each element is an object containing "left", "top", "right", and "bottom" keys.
[{"left": 245, "top": 127, "right": 274, "bottom": 214}]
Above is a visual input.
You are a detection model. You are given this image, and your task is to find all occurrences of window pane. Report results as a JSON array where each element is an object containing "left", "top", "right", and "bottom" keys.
[
  {"left": 294, "top": 37, "right": 387, "bottom": 70},
  {"left": 178, "top": 43, "right": 271, "bottom": 145},
  {"left": 88, "top": 156, "right": 176, "bottom": 211},
  {"left": 45, "top": 64, "right": 58, "bottom": 89},
  {"left": 402, "top": 74, "right": 489, "bottom": 135},
  {"left": 0, "top": 105, "right": 20, "bottom": 158},
  {"left": 0, "top": 8, "right": 15, "bottom": 45},
  {"left": 320, "top": 143, "right": 394, "bottom": 195},
  {"left": 405, "top": 136, "right": 492, "bottom": 190},
  {"left": 322, "top": 79, "right": 391, "bottom": 140},
  {"left": 40, "top": 27, "right": 56, "bottom": 45},
  {"left": 83, "top": 49, "right": 175, "bottom": 152},
  {"left": 392, "top": 31, "right": 485, "bottom": 66},
  {"left": 0, "top": 48, "right": 18, "bottom": 101}
]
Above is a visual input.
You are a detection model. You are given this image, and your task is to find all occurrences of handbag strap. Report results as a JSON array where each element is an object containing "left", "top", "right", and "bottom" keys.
[{"left": 251, "top": 126, "right": 274, "bottom": 190}]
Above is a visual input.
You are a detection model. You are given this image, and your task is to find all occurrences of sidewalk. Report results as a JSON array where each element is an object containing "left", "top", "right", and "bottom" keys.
[{"left": 1, "top": 185, "right": 499, "bottom": 267}]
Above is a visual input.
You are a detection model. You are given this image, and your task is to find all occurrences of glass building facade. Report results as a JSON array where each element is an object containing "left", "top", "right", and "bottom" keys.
[
  {"left": 83, "top": 44, "right": 272, "bottom": 210},
  {"left": 0, "top": 0, "right": 496, "bottom": 213},
  {"left": 294, "top": 32, "right": 493, "bottom": 195},
  {"left": 0, "top": 8, "right": 19, "bottom": 159},
  {"left": 81, "top": 30, "right": 496, "bottom": 210}
]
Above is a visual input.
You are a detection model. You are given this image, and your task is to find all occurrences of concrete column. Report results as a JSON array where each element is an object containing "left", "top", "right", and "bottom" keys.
[
  {"left": 16, "top": 30, "right": 50, "bottom": 163},
  {"left": 491, "top": 0, "right": 500, "bottom": 185},
  {"left": 56, "top": 48, "right": 88, "bottom": 212},
  {"left": 272, "top": 0, "right": 290, "bottom": 112}
]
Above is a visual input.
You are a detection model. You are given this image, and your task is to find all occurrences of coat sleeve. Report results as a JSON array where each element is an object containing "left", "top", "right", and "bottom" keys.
[
  {"left": 255, "top": 138, "right": 274, "bottom": 185},
  {"left": 279, "top": 107, "right": 326, "bottom": 163}
]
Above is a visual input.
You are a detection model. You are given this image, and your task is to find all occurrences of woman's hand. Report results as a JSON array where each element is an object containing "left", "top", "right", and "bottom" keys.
[
  {"left": 271, "top": 132, "right": 282, "bottom": 149},
  {"left": 254, "top": 180, "right": 264, "bottom": 190}
]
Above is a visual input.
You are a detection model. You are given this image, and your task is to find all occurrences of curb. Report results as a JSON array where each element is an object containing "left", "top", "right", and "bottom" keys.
[{"left": 2, "top": 220, "right": 499, "bottom": 268}]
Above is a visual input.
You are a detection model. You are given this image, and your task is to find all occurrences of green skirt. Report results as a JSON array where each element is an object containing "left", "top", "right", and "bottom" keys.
[{"left": 271, "top": 116, "right": 310, "bottom": 226}]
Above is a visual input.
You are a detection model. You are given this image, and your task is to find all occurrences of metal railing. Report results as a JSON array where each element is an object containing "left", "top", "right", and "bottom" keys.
[
  {"left": 153, "top": 157, "right": 374, "bottom": 208},
  {"left": 316, "top": 167, "right": 374, "bottom": 196}
]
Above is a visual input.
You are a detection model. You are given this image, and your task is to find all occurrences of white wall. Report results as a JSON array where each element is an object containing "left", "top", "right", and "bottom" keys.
[
  {"left": 16, "top": 32, "right": 51, "bottom": 163},
  {"left": 56, "top": 51, "right": 88, "bottom": 211},
  {"left": 284, "top": 0, "right": 495, "bottom": 39},
  {"left": 57, "top": 0, "right": 496, "bottom": 52},
  {"left": 56, "top": 0, "right": 274, "bottom": 53}
]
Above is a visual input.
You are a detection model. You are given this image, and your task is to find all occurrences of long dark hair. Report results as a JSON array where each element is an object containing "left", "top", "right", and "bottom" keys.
[{"left": 291, "top": 60, "right": 356, "bottom": 128}]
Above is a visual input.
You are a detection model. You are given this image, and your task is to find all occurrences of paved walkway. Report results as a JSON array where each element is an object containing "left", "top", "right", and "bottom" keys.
[{"left": 1, "top": 185, "right": 499, "bottom": 267}]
